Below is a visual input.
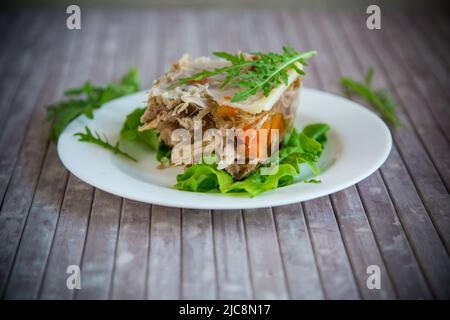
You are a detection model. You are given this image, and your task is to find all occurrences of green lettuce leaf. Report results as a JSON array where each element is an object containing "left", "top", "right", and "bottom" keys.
[
  {"left": 120, "top": 107, "right": 172, "bottom": 162},
  {"left": 175, "top": 123, "right": 330, "bottom": 196},
  {"left": 120, "top": 107, "right": 159, "bottom": 150}
]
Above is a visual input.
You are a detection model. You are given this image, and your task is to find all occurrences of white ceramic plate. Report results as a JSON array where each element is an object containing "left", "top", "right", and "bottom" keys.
[{"left": 57, "top": 88, "right": 392, "bottom": 209}]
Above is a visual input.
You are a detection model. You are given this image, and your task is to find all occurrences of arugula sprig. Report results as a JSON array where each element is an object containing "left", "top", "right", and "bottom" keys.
[
  {"left": 46, "top": 67, "right": 140, "bottom": 142},
  {"left": 74, "top": 126, "right": 137, "bottom": 162},
  {"left": 340, "top": 68, "right": 401, "bottom": 127},
  {"left": 172, "top": 47, "right": 317, "bottom": 103}
]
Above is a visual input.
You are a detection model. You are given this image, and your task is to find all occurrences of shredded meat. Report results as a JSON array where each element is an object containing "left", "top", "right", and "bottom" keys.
[{"left": 140, "top": 54, "right": 302, "bottom": 180}]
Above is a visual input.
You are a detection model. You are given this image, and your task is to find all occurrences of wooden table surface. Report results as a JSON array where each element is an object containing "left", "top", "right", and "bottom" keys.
[{"left": 0, "top": 6, "right": 449, "bottom": 300}]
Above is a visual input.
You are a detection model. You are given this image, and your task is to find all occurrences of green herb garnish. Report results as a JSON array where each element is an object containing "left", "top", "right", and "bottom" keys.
[
  {"left": 74, "top": 126, "right": 137, "bottom": 162},
  {"left": 172, "top": 47, "right": 317, "bottom": 103},
  {"left": 46, "top": 67, "right": 140, "bottom": 142},
  {"left": 175, "top": 123, "right": 330, "bottom": 196},
  {"left": 340, "top": 68, "right": 401, "bottom": 127}
]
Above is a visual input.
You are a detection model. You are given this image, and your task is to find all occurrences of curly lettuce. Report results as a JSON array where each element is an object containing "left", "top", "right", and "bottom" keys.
[
  {"left": 175, "top": 123, "right": 330, "bottom": 196},
  {"left": 120, "top": 107, "right": 171, "bottom": 162}
]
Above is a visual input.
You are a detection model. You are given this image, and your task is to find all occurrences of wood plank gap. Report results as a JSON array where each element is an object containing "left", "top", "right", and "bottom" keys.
[
  {"left": 107, "top": 198, "right": 124, "bottom": 300},
  {"left": 0, "top": 141, "right": 51, "bottom": 299},
  {"left": 300, "top": 202, "right": 328, "bottom": 300},
  {"left": 270, "top": 207, "right": 292, "bottom": 300},
  {"left": 241, "top": 209, "right": 255, "bottom": 300},
  {"left": 73, "top": 188, "right": 97, "bottom": 300},
  {"left": 179, "top": 208, "right": 183, "bottom": 300},
  {"left": 35, "top": 170, "right": 72, "bottom": 299},
  {"left": 210, "top": 210, "right": 220, "bottom": 300},
  {"left": 143, "top": 205, "right": 152, "bottom": 300}
]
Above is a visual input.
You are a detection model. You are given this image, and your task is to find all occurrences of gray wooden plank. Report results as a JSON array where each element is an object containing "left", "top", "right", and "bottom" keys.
[
  {"left": 395, "top": 11, "right": 450, "bottom": 140},
  {"left": 158, "top": 10, "right": 188, "bottom": 76},
  {"left": 178, "top": 10, "right": 204, "bottom": 57},
  {"left": 41, "top": 9, "right": 133, "bottom": 300},
  {"left": 359, "top": 11, "right": 450, "bottom": 250},
  {"left": 0, "top": 13, "right": 72, "bottom": 298},
  {"left": 75, "top": 10, "right": 134, "bottom": 300},
  {"left": 39, "top": 176, "right": 94, "bottom": 300},
  {"left": 378, "top": 12, "right": 450, "bottom": 189},
  {"left": 74, "top": 190, "right": 121, "bottom": 300},
  {"left": 301, "top": 198, "right": 360, "bottom": 299},
  {"left": 339, "top": 9, "right": 450, "bottom": 299},
  {"left": 212, "top": 210, "right": 253, "bottom": 300},
  {"left": 147, "top": 205, "right": 181, "bottom": 300},
  {"left": 357, "top": 172, "right": 432, "bottom": 299},
  {"left": 242, "top": 208, "right": 289, "bottom": 300},
  {"left": 111, "top": 199, "right": 150, "bottom": 300},
  {"left": 272, "top": 204, "right": 324, "bottom": 300},
  {"left": 0, "top": 12, "right": 40, "bottom": 128},
  {"left": 0, "top": 12, "right": 28, "bottom": 109},
  {"left": 319, "top": 11, "right": 432, "bottom": 299},
  {"left": 38, "top": 11, "right": 102, "bottom": 300},
  {"left": 0, "top": 12, "right": 14, "bottom": 47},
  {"left": 134, "top": 10, "right": 161, "bottom": 87},
  {"left": 3, "top": 144, "right": 69, "bottom": 299},
  {"left": 0, "top": 12, "right": 47, "bottom": 205},
  {"left": 380, "top": 148, "right": 450, "bottom": 299},
  {"left": 345, "top": 9, "right": 450, "bottom": 251},
  {"left": 330, "top": 190, "right": 397, "bottom": 299},
  {"left": 181, "top": 209, "right": 216, "bottom": 299},
  {"left": 419, "top": 10, "right": 450, "bottom": 71}
]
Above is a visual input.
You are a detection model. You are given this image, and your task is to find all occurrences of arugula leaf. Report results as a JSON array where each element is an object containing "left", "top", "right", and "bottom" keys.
[
  {"left": 46, "top": 67, "right": 140, "bottom": 142},
  {"left": 340, "top": 68, "right": 401, "bottom": 127},
  {"left": 74, "top": 126, "right": 137, "bottom": 162},
  {"left": 175, "top": 123, "right": 330, "bottom": 196},
  {"left": 172, "top": 47, "right": 317, "bottom": 103}
]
